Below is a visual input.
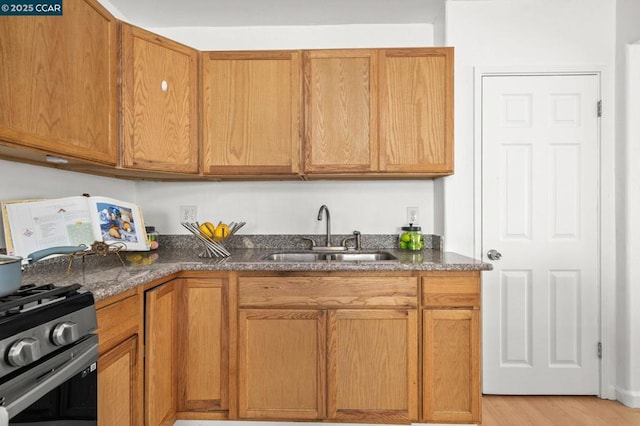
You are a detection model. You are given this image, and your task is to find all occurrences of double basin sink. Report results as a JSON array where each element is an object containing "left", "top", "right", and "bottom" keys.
[{"left": 260, "top": 251, "right": 398, "bottom": 263}]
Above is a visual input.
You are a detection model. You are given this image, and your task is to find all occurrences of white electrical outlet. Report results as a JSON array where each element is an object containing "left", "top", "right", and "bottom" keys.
[
  {"left": 407, "top": 207, "right": 419, "bottom": 224},
  {"left": 180, "top": 206, "right": 199, "bottom": 223}
]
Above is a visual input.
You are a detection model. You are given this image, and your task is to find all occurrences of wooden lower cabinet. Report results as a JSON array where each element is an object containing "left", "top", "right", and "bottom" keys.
[
  {"left": 145, "top": 281, "right": 178, "bottom": 426},
  {"left": 177, "top": 277, "right": 229, "bottom": 414},
  {"left": 237, "top": 307, "right": 418, "bottom": 423},
  {"left": 238, "top": 309, "right": 326, "bottom": 420},
  {"left": 96, "top": 290, "right": 142, "bottom": 426},
  {"left": 327, "top": 309, "right": 418, "bottom": 423},
  {"left": 236, "top": 273, "right": 420, "bottom": 423},
  {"left": 421, "top": 271, "right": 482, "bottom": 423},
  {"left": 423, "top": 309, "right": 481, "bottom": 423},
  {"left": 98, "top": 336, "right": 139, "bottom": 425},
  {"left": 105, "top": 271, "right": 481, "bottom": 425}
]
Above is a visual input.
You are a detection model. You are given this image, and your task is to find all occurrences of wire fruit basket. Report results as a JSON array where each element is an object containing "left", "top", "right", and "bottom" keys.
[{"left": 181, "top": 221, "right": 246, "bottom": 258}]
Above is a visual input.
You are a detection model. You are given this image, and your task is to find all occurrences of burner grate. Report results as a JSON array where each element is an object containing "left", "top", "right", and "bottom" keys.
[{"left": 0, "top": 283, "right": 81, "bottom": 317}]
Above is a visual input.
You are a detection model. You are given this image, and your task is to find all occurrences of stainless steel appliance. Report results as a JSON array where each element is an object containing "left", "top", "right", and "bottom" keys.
[{"left": 0, "top": 284, "right": 98, "bottom": 425}]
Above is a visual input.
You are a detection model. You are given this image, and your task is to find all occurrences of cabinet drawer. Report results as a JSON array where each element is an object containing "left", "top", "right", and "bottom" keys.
[
  {"left": 421, "top": 272, "right": 480, "bottom": 308},
  {"left": 96, "top": 293, "right": 140, "bottom": 354},
  {"left": 239, "top": 276, "right": 418, "bottom": 308}
]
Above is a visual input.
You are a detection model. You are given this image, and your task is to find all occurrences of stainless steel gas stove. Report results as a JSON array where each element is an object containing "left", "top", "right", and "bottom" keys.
[{"left": 0, "top": 283, "right": 98, "bottom": 424}]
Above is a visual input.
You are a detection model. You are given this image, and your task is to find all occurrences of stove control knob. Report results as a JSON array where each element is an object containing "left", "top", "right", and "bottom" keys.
[
  {"left": 51, "top": 321, "right": 80, "bottom": 346},
  {"left": 7, "top": 338, "right": 42, "bottom": 367}
]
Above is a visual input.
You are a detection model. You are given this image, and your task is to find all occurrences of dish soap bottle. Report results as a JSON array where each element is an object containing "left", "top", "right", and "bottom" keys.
[{"left": 145, "top": 226, "right": 159, "bottom": 250}]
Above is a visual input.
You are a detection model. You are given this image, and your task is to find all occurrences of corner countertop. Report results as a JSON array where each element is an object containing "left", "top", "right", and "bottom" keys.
[{"left": 20, "top": 235, "right": 492, "bottom": 302}]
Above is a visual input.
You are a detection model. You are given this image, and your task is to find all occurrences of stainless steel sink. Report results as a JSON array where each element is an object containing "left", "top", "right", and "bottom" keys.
[
  {"left": 260, "top": 251, "right": 398, "bottom": 262},
  {"left": 260, "top": 252, "right": 326, "bottom": 262},
  {"left": 327, "top": 252, "right": 397, "bottom": 262}
]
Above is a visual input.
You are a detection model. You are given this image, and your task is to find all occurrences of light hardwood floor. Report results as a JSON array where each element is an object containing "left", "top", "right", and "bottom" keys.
[{"left": 482, "top": 395, "right": 640, "bottom": 425}]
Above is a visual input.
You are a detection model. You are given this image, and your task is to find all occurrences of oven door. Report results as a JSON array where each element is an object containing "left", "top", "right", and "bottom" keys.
[{"left": 0, "top": 334, "right": 97, "bottom": 425}]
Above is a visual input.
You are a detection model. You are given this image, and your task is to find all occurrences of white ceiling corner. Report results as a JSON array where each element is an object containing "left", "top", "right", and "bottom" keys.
[{"left": 103, "top": 0, "right": 444, "bottom": 28}]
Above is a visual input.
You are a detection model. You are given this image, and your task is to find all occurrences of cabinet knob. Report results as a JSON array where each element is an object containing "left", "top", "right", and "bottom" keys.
[{"left": 161, "top": 80, "right": 168, "bottom": 91}]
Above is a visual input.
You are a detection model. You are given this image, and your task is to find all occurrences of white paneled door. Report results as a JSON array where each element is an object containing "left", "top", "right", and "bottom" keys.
[{"left": 481, "top": 74, "right": 600, "bottom": 394}]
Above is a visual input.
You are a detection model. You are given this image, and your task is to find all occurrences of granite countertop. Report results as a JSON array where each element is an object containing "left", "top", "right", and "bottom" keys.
[{"left": 19, "top": 234, "right": 492, "bottom": 302}]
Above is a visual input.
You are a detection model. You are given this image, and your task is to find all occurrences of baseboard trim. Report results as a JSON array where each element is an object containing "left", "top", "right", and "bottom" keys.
[
  {"left": 616, "top": 387, "right": 640, "bottom": 408},
  {"left": 174, "top": 422, "right": 471, "bottom": 426}
]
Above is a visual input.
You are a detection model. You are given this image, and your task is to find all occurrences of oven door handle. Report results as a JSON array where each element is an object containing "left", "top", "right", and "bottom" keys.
[{"left": 3, "top": 338, "right": 98, "bottom": 419}]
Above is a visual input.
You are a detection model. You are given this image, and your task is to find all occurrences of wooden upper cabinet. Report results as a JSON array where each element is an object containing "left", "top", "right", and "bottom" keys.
[
  {"left": 0, "top": 0, "right": 117, "bottom": 164},
  {"left": 303, "top": 50, "right": 377, "bottom": 173},
  {"left": 379, "top": 48, "right": 454, "bottom": 175},
  {"left": 121, "top": 24, "right": 199, "bottom": 174},
  {"left": 202, "top": 51, "right": 301, "bottom": 177}
]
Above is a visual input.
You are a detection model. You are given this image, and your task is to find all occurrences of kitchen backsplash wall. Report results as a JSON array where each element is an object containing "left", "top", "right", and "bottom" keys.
[
  {"left": 136, "top": 179, "right": 435, "bottom": 237},
  {"left": 0, "top": 160, "right": 436, "bottom": 250}
]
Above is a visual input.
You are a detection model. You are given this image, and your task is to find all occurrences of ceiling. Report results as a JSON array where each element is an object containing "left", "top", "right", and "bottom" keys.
[{"left": 106, "top": 0, "right": 444, "bottom": 28}]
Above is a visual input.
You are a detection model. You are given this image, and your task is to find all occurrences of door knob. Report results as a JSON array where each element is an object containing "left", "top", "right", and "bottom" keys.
[{"left": 487, "top": 249, "right": 502, "bottom": 261}]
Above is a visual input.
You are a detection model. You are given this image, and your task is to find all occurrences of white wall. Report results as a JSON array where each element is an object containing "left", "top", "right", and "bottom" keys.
[
  {"left": 616, "top": 0, "right": 640, "bottom": 409},
  {"left": 445, "top": 0, "right": 616, "bottom": 256},
  {"left": 137, "top": 180, "right": 434, "bottom": 236},
  {"left": 0, "top": 160, "right": 137, "bottom": 249},
  {"left": 149, "top": 24, "right": 434, "bottom": 50},
  {"left": 618, "top": 42, "right": 640, "bottom": 408},
  {"left": 445, "top": 0, "right": 619, "bottom": 401}
]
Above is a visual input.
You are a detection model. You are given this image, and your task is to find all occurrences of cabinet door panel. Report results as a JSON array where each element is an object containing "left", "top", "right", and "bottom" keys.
[
  {"left": 96, "top": 293, "right": 140, "bottom": 355},
  {"left": 145, "top": 282, "right": 177, "bottom": 426},
  {"left": 327, "top": 309, "right": 418, "bottom": 423},
  {"left": 238, "top": 309, "right": 325, "bottom": 419},
  {"left": 238, "top": 275, "right": 417, "bottom": 308},
  {"left": 202, "top": 51, "right": 301, "bottom": 176},
  {"left": 379, "top": 48, "right": 453, "bottom": 175},
  {"left": 0, "top": 0, "right": 117, "bottom": 164},
  {"left": 122, "top": 25, "right": 199, "bottom": 173},
  {"left": 178, "top": 278, "right": 228, "bottom": 412},
  {"left": 422, "top": 271, "right": 481, "bottom": 308},
  {"left": 98, "top": 335, "right": 139, "bottom": 426},
  {"left": 303, "top": 50, "right": 377, "bottom": 173},
  {"left": 423, "top": 309, "right": 481, "bottom": 423}
]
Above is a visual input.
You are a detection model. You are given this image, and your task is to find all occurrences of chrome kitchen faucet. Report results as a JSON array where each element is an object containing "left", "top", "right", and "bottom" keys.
[{"left": 317, "top": 205, "right": 331, "bottom": 247}]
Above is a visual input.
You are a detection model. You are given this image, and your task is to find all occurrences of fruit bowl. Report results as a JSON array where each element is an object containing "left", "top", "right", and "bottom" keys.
[{"left": 181, "top": 221, "right": 245, "bottom": 258}]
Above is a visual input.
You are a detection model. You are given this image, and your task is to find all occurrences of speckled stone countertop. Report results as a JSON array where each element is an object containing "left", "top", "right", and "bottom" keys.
[{"left": 19, "top": 234, "right": 492, "bottom": 302}]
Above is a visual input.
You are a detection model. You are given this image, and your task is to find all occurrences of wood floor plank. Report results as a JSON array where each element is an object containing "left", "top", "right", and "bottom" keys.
[{"left": 482, "top": 396, "right": 640, "bottom": 426}]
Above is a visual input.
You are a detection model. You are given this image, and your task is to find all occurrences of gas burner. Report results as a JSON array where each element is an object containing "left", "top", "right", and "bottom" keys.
[{"left": 0, "top": 283, "right": 82, "bottom": 318}]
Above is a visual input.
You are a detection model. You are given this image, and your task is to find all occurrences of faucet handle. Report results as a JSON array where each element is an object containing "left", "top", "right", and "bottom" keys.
[
  {"left": 301, "top": 237, "right": 316, "bottom": 249},
  {"left": 341, "top": 231, "right": 362, "bottom": 250},
  {"left": 341, "top": 235, "right": 356, "bottom": 249},
  {"left": 353, "top": 230, "right": 362, "bottom": 250}
]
